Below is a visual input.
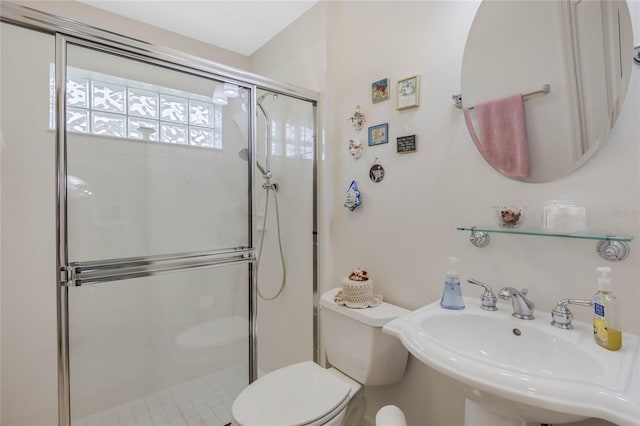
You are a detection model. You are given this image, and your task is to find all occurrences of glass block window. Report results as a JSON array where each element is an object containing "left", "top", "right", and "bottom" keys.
[
  {"left": 128, "top": 88, "right": 158, "bottom": 119},
  {"left": 67, "top": 107, "right": 89, "bottom": 133},
  {"left": 92, "top": 80, "right": 125, "bottom": 113},
  {"left": 189, "top": 100, "right": 214, "bottom": 127},
  {"left": 161, "top": 123, "right": 187, "bottom": 144},
  {"left": 50, "top": 66, "right": 224, "bottom": 149},
  {"left": 161, "top": 95, "right": 188, "bottom": 123},
  {"left": 67, "top": 76, "right": 89, "bottom": 108},
  {"left": 190, "top": 127, "right": 214, "bottom": 148},
  {"left": 92, "top": 111, "right": 126, "bottom": 137},
  {"left": 128, "top": 117, "right": 158, "bottom": 141}
]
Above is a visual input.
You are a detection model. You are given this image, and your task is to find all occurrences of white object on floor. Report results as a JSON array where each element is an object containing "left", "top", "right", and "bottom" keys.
[{"left": 375, "top": 405, "right": 407, "bottom": 426}]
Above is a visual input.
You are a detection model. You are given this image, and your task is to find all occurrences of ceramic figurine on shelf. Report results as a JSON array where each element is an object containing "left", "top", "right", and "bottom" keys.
[
  {"left": 348, "top": 105, "right": 366, "bottom": 130},
  {"left": 496, "top": 205, "right": 523, "bottom": 228},
  {"left": 500, "top": 209, "right": 521, "bottom": 227}
]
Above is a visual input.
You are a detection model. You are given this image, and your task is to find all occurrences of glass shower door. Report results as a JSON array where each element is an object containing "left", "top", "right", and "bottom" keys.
[{"left": 61, "top": 41, "right": 253, "bottom": 426}]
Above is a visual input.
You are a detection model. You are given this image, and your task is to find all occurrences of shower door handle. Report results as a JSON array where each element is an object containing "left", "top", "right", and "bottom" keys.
[{"left": 66, "top": 247, "right": 255, "bottom": 286}]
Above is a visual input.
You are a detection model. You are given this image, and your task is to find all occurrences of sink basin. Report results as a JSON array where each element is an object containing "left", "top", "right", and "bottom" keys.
[{"left": 383, "top": 298, "right": 640, "bottom": 425}]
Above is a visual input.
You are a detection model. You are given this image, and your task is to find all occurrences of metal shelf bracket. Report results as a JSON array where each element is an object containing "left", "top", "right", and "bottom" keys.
[
  {"left": 596, "top": 238, "right": 630, "bottom": 261},
  {"left": 469, "top": 228, "right": 490, "bottom": 248}
]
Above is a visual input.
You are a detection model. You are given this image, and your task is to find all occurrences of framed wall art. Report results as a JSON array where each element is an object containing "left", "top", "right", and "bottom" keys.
[
  {"left": 372, "top": 78, "right": 389, "bottom": 103},
  {"left": 396, "top": 75, "right": 420, "bottom": 110},
  {"left": 368, "top": 123, "right": 389, "bottom": 146},
  {"left": 396, "top": 134, "right": 417, "bottom": 153}
]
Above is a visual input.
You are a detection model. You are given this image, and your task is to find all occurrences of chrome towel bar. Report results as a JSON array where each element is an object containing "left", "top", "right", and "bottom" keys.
[{"left": 453, "top": 84, "right": 550, "bottom": 110}]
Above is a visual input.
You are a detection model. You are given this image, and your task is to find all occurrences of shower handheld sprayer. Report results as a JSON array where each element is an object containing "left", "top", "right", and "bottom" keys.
[
  {"left": 238, "top": 148, "right": 272, "bottom": 181},
  {"left": 238, "top": 91, "right": 286, "bottom": 301},
  {"left": 238, "top": 148, "right": 277, "bottom": 190}
]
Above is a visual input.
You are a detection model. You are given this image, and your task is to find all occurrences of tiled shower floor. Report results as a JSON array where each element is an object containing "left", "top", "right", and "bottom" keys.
[{"left": 72, "top": 364, "right": 246, "bottom": 426}]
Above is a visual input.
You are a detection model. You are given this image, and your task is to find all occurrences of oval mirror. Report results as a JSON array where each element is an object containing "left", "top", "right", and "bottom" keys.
[{"left": 461, "top": 0, "right": 633, "bottom": 182}]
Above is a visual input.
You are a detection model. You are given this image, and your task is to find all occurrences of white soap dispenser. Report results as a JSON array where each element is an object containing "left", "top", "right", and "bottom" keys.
[
  {"left": 593, "top": 266, "right": 622, "bottom": 351},
  {"left": 440, "top": 257, "right": 465, "bottom": 310}
]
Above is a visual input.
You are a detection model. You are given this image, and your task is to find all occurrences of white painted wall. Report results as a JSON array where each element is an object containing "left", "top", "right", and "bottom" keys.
[
  {"left": 250, "top": 2, "right": 327, "bottom": 93},
  {"left": 252, "top": 1, "right": 640, "bottom": 425},
  {"left": 1, "top": 23, "right": 58, "bottom": 426},
  {"left": 327, "top": 0, "right": 639, "bottom": 326},
  {"left": 0, "top": 74, "right": 2, "bottom": 426}
]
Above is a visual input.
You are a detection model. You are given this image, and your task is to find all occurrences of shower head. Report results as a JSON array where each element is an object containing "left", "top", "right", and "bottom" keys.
[
  {"left": 238, "top": 148, "right": 268, "bottom": 178},
  {"left": 257, "top": 92, "right": 278, "bottom": 104}
]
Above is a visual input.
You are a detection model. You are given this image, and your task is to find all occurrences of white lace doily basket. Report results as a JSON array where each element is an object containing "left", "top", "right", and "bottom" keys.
[{"left": 335, "top": 278, "right": 382, "bottom": 308}]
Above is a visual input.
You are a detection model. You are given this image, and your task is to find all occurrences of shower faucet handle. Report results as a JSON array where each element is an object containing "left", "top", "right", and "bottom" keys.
[{"left": 262, "top": 182, "right": 278, "bottom": 191}]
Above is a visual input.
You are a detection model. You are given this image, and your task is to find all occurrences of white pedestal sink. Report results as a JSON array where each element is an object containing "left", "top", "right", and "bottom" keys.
[{"left": 383, "top": 297, "right": 640, "bottom": 425}]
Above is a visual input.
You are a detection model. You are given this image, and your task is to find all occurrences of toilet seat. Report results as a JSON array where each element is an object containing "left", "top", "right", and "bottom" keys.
[{"left": 232, "top": 361, "right": 353, "bottom": 426}]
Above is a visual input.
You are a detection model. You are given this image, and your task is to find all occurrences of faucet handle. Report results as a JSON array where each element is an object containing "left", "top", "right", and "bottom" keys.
[
  {"left": 551, "top": 298, "right": 593, "bottom": 330},
  {"left": 466, "top": 279, "right": 498, "bottom": 311}
]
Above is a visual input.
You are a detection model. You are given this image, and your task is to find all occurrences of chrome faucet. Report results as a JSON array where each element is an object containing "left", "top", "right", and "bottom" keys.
[
  {"left": 498, "top": 287, "right": 535, "bottom": 320},
  {"left": 550, "top": 298, "right": 593, "bottom": 329}
]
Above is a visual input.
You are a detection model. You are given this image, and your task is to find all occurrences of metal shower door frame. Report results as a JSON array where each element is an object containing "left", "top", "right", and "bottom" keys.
[{"left": 54, "top": 34, "right": 259, "bottom": 426}]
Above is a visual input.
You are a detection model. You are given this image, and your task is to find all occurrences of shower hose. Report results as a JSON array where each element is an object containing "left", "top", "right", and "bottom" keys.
[{"left": 256, "top": 186, "right": 287, "bottom": 301}]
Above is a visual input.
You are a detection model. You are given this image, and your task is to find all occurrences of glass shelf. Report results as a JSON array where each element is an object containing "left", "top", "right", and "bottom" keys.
[
  {"left": 457, "top": 226, "right": 633, "bottom": 261},
  {"left": 456, "top": 226, "right": 633, "bottom": 242}
]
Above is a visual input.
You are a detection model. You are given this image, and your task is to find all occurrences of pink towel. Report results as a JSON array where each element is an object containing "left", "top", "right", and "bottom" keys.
[{"left": 463, "top": 93, "right": 530, "bottom": 178}]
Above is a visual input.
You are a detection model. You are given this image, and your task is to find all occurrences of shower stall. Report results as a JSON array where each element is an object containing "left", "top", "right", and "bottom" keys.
[{"left": 0, "top": 4, "right": 318, "bottom": 426}]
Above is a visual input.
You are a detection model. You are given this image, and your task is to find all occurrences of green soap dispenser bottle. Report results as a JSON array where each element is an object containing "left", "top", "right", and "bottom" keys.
[{"left": 593, "top": 266, "right": 622, "bottom": 351}]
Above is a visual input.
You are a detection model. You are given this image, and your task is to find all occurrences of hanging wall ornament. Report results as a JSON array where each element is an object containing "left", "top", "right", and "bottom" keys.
[
  {"left": 344, "top": 180, "right": 362, "bottom": 211},
  {"left": 348, "top": 105, "right": 366, "bottom": 131},
  {"left": 369, "top": 158, "right": 385, "bottom": 183},
  {"left": 348, "top": 138, "right": 362, "bottom": 159}
]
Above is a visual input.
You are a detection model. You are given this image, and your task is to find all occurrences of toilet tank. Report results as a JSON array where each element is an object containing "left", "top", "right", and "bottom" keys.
[{"left": 319, "top": 288, "right": 410, "bottom": 386}]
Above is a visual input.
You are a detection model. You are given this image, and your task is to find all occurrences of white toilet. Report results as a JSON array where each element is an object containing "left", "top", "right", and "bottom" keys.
[{"left": 231, "top": 288, "right": 410, "bottom": 426}]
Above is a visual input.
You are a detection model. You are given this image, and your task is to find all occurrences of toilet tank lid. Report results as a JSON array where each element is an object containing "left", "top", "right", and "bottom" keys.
[{"left": 320, "top": 288, "right": 411, "bottom": 327}]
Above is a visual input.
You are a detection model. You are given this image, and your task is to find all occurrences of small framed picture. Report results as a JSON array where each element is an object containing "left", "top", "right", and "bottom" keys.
[
  {"left": 396, "top": 75, "right": 420, "bottom": 110},
  {"left": 396, "top": 134, "right": 417, "bottom": 153},
  {"left": 368, "top": 123, "right": 389, "bottom": 146},
  {"left": 372, "top": 78, "right": 389, "bottom": 103}
]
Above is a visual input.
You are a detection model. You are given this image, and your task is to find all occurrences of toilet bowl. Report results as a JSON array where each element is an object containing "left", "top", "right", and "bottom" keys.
[
  {"left": 232, "top": 361, "right": 363, "bottom": 426},
  {"left": 231, "top": 288, "right": 410, "bottom": 426}
]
